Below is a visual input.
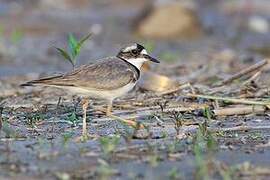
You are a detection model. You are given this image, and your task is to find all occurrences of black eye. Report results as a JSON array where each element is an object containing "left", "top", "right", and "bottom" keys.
[{"left": 131, "top": 49, "right": 138, "bottom": 55}]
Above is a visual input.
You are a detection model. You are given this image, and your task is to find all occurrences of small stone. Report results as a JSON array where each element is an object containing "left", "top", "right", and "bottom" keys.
[
  {"left": 136, "top": 2, "right": 201, "bottom": 39},
  {"left": 248, "top": 16, "right": 269, "bottom": 34}
]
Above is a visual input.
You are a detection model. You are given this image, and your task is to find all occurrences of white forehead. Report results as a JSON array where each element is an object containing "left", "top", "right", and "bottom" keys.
[
  {"left": 141, "top": 49, "right": 148, "bottom": 54},
  {"left": 122, "top": 44, "right": 137, "bottom": 52}
]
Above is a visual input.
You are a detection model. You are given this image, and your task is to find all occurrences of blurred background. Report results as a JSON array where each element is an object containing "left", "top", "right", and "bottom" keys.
[
  {"left": 0, "top": 0, "right": 270, "bottom": 83},
  {"left": 1, "top": 1, "right": 270, "bottom": 179}
]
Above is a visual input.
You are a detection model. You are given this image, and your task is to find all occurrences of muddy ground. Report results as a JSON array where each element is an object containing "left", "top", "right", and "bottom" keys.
[{"left": 0, "top": 0, "right": 270, "bottom": 180}]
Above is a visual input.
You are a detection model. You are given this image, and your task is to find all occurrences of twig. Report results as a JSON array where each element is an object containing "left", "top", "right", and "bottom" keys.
[
  {"left": 93, "top": 104, "right": 208, "bottom": 123},
  {"left": 242, "top": 71, "right": 261, "bottom": 85},
  {"left": 109, "top": 114, "right": 145, "bottom": 129},
  {"left": 213, "top": 105, "right": 266, "bottom": 116},
  {"left": 0, "top": 107, "right": 3, "bottom": 131},
  {"left": 186, "top": 93, "right": 270, "bottom": 106},
  {"left": 220, "top": 59, "right": 267, "bottom": 85},
  {"left": 210, "top": 125, "right": 270, "bottom": 132}
]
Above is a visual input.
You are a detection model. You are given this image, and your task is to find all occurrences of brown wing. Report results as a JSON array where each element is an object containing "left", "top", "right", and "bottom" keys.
[{"left": 22, "top": 57, "right": 139, "bottom": 90}]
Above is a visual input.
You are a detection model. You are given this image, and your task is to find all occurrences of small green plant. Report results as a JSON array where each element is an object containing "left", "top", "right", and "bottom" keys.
[
  {"left": 168, "top": 111, "right": 183, "bottom": 136},
  {"left": 168, "top": 167, "right": 182, "bottom": 180},
  {"left": 99, "top": 135, "right": 120, "bottom": 157},
  {"left": 148, "top": 154, "right": 162, "bottom": 167},
  {"left": 62, "top": 131, "right": 74, "bottom": 147},
  {"left": 96, "top": 159, "right": 118, "bottom": 180},
  {"left": 25, "top": 112, "right": 45, "bottom": 128},
  {"left": 156, "top": 100, "right": 169, "bottom": 113},
  {"left": 247, "top": 132, "right": 263, "bottom": 141},
  {"left": 11, "top": 29, "right": 23, "bottom": 44},
  {"left": 65, "top": 112, "right": 79, "bottom": 127},
  {"left": 193, "top": 121, "right": 218, "bottom": 180},
  {"left": 55, "top": 33, "right": 92, "bottom": 69},
  {"left": 1, "top": 121, "right": 17, "bottom": 138},
  {"left": 202, "top": 107, "right": 214, "bottom": 120},
  {"left": 0, "top": 107, "right": 3, "bottom": 131},
  {"left": 0, "top": 25, "right": 4, "bottom": 39},
  {"left": 167, "top": 140, "right": 183, "bottom": 154}
]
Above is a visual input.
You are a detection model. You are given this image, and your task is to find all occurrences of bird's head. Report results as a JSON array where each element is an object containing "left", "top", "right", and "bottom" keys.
[{"left": 117, "top": 43, "right": 159, "bottom": 69}]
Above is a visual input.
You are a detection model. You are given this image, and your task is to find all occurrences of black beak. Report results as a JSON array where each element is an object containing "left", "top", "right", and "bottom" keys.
[{"left": 143, "top": 54, "right": 160, "bottom": 63}]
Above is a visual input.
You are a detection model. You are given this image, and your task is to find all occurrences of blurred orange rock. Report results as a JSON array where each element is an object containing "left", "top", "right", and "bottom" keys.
[
  {"left": 40, "top": 0, "right": 90, "bottom": 9},
  {"left": 136, "top": 3, "right": 201, "bottom": 39}
]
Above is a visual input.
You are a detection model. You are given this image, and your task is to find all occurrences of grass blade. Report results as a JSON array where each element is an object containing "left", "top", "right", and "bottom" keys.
[
  {"left": 55, "top": 47, "right": 74, "bottom": 67},
  {"left": 68, "top": 33, "right": 78, "bottom": 58},
  {"left": 75, "top": 32, "right": 92, "bottom": 54}
]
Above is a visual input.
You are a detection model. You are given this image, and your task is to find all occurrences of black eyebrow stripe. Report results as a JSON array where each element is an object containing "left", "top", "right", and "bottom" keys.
[{"left": 137, "top": 44, "right": 144, "bottom": 51}]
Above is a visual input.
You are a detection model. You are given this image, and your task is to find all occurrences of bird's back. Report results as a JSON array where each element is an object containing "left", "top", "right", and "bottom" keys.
[{"left": 22, "top": 57, "right": 140, "bottom": 90}]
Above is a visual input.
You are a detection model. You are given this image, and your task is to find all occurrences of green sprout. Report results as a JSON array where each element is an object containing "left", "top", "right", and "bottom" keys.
[
  {"left": 96, "top": 159, "right": 118, "bottom": 180},
  {"left": 166, "top": 110, "right": 183, "bottom": 136},
  {"left": 62, "top": 131, "right": 74, "bottom": 147},
  {"left": 168, "top": 167, "right": 182, "bottom": 180},
  {"left": 66, "top": 112, "right": 80, "bottom": 127},
  {"left": 55, "top": 33, "right": 92, "bottom": 69},
  {"left": 0, "top": 25, "right": 3, "bottom": 39},
  {"left": 11, "top": 29, "right": 23, "bottom": 44},
  {"left": 193, "top": 122, "right": 218, "bottom": 180},
  {"left": 0, "top": 107, "right": 3, "bottom": 131},
  {"left": 202, "top": 107, "right": 214, "bottom": 120},
  {"left": 99, "top": 135, "right": 120, "bottom": 157},
  {"left": 25, "top": 112, "right": 45, "bottom": 128}
]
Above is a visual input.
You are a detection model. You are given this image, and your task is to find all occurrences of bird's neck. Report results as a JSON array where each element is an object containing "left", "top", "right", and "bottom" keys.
[{"left": 125, "top": 58, "right": 146, "bottom": 69}]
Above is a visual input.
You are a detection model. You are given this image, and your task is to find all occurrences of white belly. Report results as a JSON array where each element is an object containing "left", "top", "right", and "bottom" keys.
[{"left": 63, "top": 82, "right": 136, "bottom": 101}]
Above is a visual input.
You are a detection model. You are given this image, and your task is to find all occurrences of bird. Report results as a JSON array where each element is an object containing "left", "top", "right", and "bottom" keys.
[{"left": 21, "top": 43, "right": 159, "bottom": 137}]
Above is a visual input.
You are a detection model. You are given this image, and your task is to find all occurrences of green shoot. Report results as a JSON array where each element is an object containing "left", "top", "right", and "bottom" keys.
[
  {"left": 66, "top": 112, "right": 79, "bottom": 127},
  {"left": 193, "top": 121, "right": 218, "bottom": 180},
  {"left": 2, "top": 121, "right": 17, "bottom": 138},
  {"left": 55, "top": 32, "right": 92, "bottom": 69},
  {"left": 0, "top": 107, "right": 3, "bottom": 131},
  {"left": 62, "top": 131, "right": 74, "bottom": 147},
  {"left": 25, "top": 112, "right": 45, "bottom": 128},
  {"left": 99, "top": 135, "right": 120, "bottom": 157},
  {"left": 168, "top": 167, "right": 182, "bottom": 180},
  {"left": 167, "top": 110, "right": 183, "bottom": 136},
  {"left": 11, "top": 29, "right": 23, "bottom": 44},
  {"left": 202, "top": 107, "right": 214, "bottom": 120},
  {"left": 96, "top": 159, "right": 118, "bottom": 179},
  {"left": 0, "top": 25, "right": 3, "bottom": 39}
]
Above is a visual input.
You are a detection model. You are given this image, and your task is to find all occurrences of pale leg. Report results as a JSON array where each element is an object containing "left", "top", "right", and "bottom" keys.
[
  {"left": 81, "top": 98, "right": 89, "bottom": 137},
  {"left": 106, "top": 100, "right": 113, "bottom": 116}
]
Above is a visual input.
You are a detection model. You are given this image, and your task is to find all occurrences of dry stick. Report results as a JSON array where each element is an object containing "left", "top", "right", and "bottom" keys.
[
  {"left": 94, "top": 105, "right": 208, "bottom": 124},
  {"left": 108, "top": 114, "right": 145, "bottom": 129},
  {"left": 210, "top": 125, "right": 270, "bottom": 132},
  {"left": 213, "top": 105, "right": 266, "bottom": 116},
  {"left": 242, "top": 71, "right": 261, "bottom": 85},
  {"left": 186, "top": 93, "right": 270, "bottom": 106},
  {"left": 0, "top": 107, "right": 3, "bottom": 131},
  {"left": 220, "top": 59, "right": 267, "bottom": 85}
]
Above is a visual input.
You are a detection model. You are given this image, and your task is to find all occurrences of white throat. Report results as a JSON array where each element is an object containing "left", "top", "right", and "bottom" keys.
[
  {"left": 126, "top": 58, "right": 147, "bottom": 69},
  {"left": 125, "top": 49, "right": 148, "bottom": 69}
]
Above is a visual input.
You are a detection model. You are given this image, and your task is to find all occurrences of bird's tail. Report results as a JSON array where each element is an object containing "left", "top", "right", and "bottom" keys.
[{"left": 20, "top": 75, "right": 63, "bottom": 87}]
